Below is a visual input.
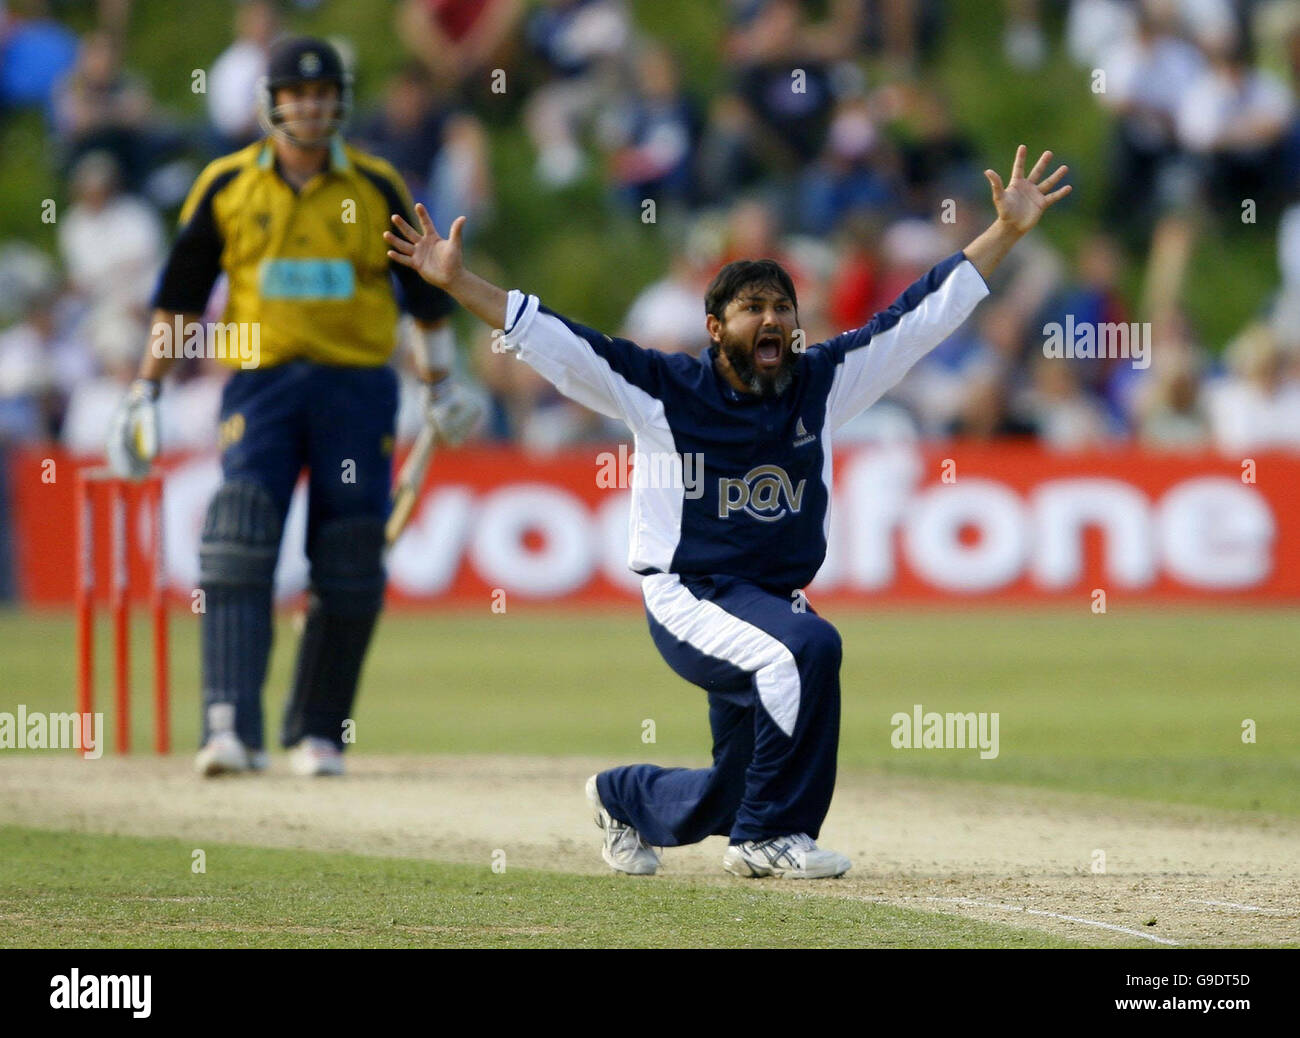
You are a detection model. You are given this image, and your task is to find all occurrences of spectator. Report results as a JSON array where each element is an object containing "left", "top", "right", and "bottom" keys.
[
  {"left": 797, "top": 95, "right": 896, "bottom": 235},
  {"left": 1174, "top": 33, "right": 1294, "bottom": 210},
  {"left": 1204, "top": 321, "right": 1300, "bottom": 451},
  {"left": 599, "top": 41, "right": 700, "bottom": 210},
  {"left": 54, "top": 30, "right": 151, "bottom": 175},
  {"left": 1023, "top": 353, "right": 1114, "bottom": 450},
  {"left": 1281, "top": 198, "right": 1300, "bottom": 291},
  {"left": 1036, "top": 233, "right": 1131, "bottom": 416},
  {"left": 1137, "top": 349, "right": 1211, "bottom": 448},
  {"left": 163, "top": 359, "right": 225, "bottom": 453},
  {"left": 206, "top": 0, "right": 281, "bottom": 155},
  {"left": 857, "top": 0, "right": 941, "bottom": 68},
  {"left": 0, "top": 287, "right": 64, "bottom": 442},
  {"left": 355, "top": 64, "right": 493, "bottom": 234},
  {"left": 872, "top": 216, "right": 950, "bottom": 313},
  {"left": 53, "top": 29, "right": 183, "bottom": 194},
  {"left": 395, "top": 0, "right": 522, "bottom": 97},
  {"left": 882, "top": 83, "right": 978, "bottom": 216},
  {"left": 726, "top": 0, "right": 865, "bottom": 65},
  {"left": 730, "top": 0, "right": 835, "bottom": 168},
  {"left": 358, "top": 64, "right": 450, "bottom": 198},
  {"left": 1002, "top": 0, "right": 1047, "bottom": 70},
  {"left": 57, "top": 150, "right": 164, "bottom": 314},
  {"left": 904, "top": 301, "right": 1022, "bottom": 438},
  {"left": 1176, "top": 0, "right": 1239, "bottom": 52},
  {"left": 620, "top": 252, "right": 709, "bottom": 355},
  {"left": 1066, "top": 0, "right": 1138, "bottom": 69},
  {"left": 699, "top": 0, "right": 841, "bottom": 204},
  {"left": 718, "top": 196, "right": 820, "bottom": 323},
  {"left": 0, "top": 0, "right": 79, "bottom": 121},
  {"left": 1274, "top": 201, "right": 1300, "bottom": 352},
  {"left": 1098, "top": 2, "right": 1205, "bottom": 232},
  {"left": 0, "top": 241, "right": 58, "bottom": 326},
  {"left": 946, "top": 374, "right": 1037, "bottom": 440},
  {"left": 522, "top": 0, "right": 633, "bottom": 187},
  {"left": 61, "top": 303, "right": 224, "bottom": 456},
  {"left": 60, "top": 305, "right": 143, "bottom": 456},
  {"left": 1277, "top": 13, "right": 1300, "bottom": 182},
  {"left": 824, "top": 212, "right": 884, "bottom": 332},
  {"left": 695, "top": 92, "right": 766, "bottom": 204}
]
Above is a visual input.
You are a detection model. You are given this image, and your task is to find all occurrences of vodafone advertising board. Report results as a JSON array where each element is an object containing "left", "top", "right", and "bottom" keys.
[{"left": 10, "top": 445, "right": 1299, "bottom": 606}]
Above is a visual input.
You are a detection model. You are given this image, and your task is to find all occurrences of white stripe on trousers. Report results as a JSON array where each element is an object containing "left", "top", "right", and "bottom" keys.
[{"left": 641, "top": 573, "right": 801, "bottom": 736}]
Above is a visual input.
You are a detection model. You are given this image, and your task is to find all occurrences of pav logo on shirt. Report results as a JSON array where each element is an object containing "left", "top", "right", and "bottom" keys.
[{"left": 717, "top": 464, "right": 807, "bottom": 523}]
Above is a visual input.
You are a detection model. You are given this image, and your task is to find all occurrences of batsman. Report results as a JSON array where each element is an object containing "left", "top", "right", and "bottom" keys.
[{"left": 106, "top": 37, "right": 481, "bottom": 776}]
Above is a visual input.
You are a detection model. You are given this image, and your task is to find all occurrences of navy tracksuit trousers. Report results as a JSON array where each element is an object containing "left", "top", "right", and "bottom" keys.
[{"left": 596, "top": 572, "right": 842, "bottom": 846}]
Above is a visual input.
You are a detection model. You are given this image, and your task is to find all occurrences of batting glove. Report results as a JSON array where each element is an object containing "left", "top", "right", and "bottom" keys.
[
  {"left": 106, "top": 378, "right": 160, "bottom": 478},
  {"left": 424, "top": 378, "right": 483, "bottom": 447}
]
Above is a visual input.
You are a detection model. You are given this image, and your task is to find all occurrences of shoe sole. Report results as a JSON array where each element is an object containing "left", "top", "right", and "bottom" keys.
[{"left": 722, "top": 848, "right": 851, "bottom": 880}]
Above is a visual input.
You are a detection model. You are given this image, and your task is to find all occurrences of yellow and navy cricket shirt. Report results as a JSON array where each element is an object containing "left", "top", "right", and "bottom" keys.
[{"left": 151, "top": 136, "right": 453, "bottom": 368}]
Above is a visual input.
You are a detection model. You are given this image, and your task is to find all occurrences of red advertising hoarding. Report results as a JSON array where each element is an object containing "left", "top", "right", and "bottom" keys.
[{"left": 8, "top": 445, "right": 1299, "bottom": 606}]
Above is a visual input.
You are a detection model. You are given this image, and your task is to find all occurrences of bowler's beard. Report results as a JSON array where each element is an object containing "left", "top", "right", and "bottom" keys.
[{"left": 719, "top": 336, "right": 795, "bottom": 398}]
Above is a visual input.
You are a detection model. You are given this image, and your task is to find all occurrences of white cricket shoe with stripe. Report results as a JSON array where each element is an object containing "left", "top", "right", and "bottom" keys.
[
  {"left": 586, "top": 774, "right": 661, "bottom": 876},
  {"left": 723, "top": 833, "right": 851, "bottom": 879},
  {"left": 195, "top": 731, "right": 268, "bottom": 777},
  {"left": 288, "top": 736, "right": 345, "bottom": 777}
]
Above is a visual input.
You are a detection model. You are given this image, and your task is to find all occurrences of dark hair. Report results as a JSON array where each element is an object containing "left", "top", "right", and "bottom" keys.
[{"left": 704, "top": 259, "right": 798, "bottom": 320}]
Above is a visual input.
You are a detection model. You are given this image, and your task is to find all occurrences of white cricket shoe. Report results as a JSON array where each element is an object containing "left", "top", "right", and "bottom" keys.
[
  {"left": 723, "top": 833, "right": 851, "bottom": 879},
  {"left": 288, "top": 736, "right": 345, "bottom": 777},
  {"left": 195, "top": 731, "right": 268, "bottom": 777},
  {"left": 586, "top": 774, "right": 660, "bottom": 876}
]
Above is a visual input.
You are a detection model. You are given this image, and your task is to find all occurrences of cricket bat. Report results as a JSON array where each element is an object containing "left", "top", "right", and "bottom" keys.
[{"left": 386, "top": 421, "right": 438, "bottom": 547}]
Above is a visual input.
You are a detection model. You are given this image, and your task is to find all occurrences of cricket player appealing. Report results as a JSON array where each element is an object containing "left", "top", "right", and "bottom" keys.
[
  {"left": 107, "top": 37, "right": 481, "bottom": 777},
  {"left": 386, "top": 145, "right": 1070, "bottom": 876}
]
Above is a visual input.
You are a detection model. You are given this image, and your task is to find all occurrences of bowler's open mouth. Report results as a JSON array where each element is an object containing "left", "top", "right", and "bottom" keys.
[{"left": 755, "top": 334, "right": 782, "bottom": 366}]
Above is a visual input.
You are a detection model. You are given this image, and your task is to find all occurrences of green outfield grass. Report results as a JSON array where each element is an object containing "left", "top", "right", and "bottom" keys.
[
  {"left": 0, "top": 825, "right": 1082, "bottom": 949},
  {"left": 5, "top": 607, "right": 1298, "bottom": 816}
]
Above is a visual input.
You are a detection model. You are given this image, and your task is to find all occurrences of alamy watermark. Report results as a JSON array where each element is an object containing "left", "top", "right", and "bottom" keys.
[
  {"left": 50, "top": 969, "right": 151, "bottom": 1018},
  {"left": 1042, "top": 316, "right": 1150, "bottom": 370},
  {"left": 151, "top": 316, "right": 260, "bottom": 369},
  {"left": 596, "top": 445, "right": 705, "bottom": 498},
  {"left": 890, "top": 703, "right": 999, "bottom": 759},
  {"left": 0, "top": 706, "right": 104, "bottom": 758}
]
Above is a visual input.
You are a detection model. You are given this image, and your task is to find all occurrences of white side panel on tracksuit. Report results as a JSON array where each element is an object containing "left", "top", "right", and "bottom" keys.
[
  {"left": 641, "top": 572, "right": 801, "bottom": 736},
  {"left": 501, "top": 289, "right": 685, "bottom": 575}
]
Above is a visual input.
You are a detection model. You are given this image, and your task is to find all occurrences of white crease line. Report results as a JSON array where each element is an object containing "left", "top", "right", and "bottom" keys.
[
  {"left": 1188, "top": 899, "right": 1272, "bottom": 914},
  {"left": 1139, "top": 894, "right": 1294, "bottom": 917},
  {"left": 921, "top": 896, "right": 1181, "bottom": 946}
]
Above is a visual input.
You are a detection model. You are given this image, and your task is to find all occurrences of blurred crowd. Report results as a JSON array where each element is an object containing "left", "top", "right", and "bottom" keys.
[{"left": 1, "top": 0, "right": 1299, "bottom": 461}]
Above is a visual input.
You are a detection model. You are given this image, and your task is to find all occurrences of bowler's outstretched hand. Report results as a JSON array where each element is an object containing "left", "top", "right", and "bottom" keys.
[
  {"left": 984, "top": 144, "right": 1071, "bottom": 234},
  {"left": 385, "top": 204, "right": 466, "bottom": 292}
]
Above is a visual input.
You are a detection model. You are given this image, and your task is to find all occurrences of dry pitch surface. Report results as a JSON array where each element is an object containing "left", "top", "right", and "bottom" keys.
[{"left": 2, "top": 753, "right": 1296, "bottom": 947}]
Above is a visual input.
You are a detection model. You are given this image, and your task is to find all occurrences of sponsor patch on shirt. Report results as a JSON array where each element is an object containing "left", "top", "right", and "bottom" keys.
[{"left": 258, "top": 258, "right": 355, "bottom": 300}]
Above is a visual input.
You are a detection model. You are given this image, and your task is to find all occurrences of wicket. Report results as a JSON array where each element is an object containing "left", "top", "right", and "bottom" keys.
[{"left": 75, "top": 469, "right": 170, "bottom": 754}]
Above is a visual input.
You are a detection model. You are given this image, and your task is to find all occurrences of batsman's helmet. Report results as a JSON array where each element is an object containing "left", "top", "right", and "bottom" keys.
[{"left": 256, "top": 36, "right": 352, "bottom": 146}]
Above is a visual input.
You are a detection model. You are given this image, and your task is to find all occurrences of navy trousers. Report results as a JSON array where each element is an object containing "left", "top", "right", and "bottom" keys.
[
  {"left": 218, "top": 361, "right": 396, "bottom": 536},
  {"left": 597, "top": 573, "right": 842, "bottom": 845},
  {"left": 203, "top": 360, "right": 397, "bottom": 749}
]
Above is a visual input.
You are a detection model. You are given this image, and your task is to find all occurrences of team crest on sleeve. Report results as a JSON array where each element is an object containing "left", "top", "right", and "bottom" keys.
[{"left": 717, "top": 464, "right": 806, "bottom": 522}]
